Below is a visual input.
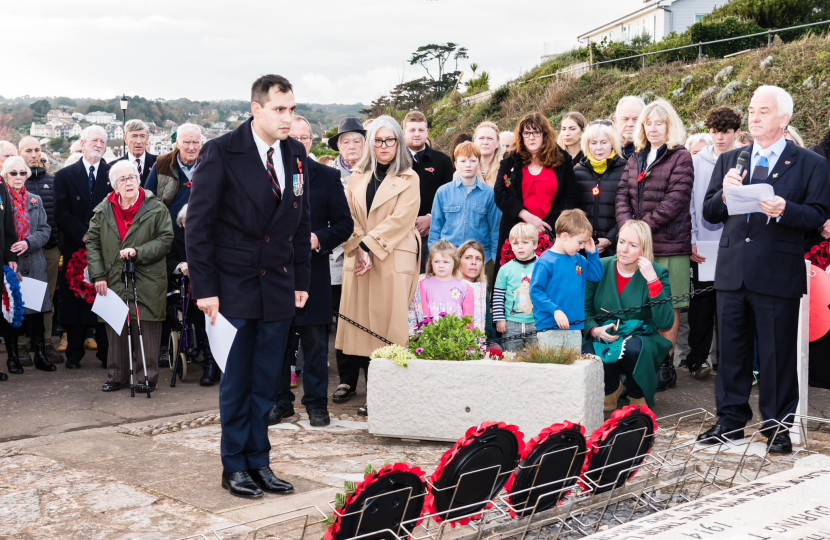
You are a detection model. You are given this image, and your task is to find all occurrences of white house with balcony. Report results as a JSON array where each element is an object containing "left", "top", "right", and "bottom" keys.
[
  {"left": 577, "top": 0, "right": 725, "bottom": 46},
  {"left": 84, "top": 111, "right": 118, "bottom": 124}
]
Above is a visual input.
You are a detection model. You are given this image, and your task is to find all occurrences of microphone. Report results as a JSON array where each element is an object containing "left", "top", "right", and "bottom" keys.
[{"left": 735, "top": 150, "right": 750, "bottom": 176}]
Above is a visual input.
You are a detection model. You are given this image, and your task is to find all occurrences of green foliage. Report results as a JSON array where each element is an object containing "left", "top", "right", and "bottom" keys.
[
  {"left": 466, "top": 71, "right": 491, "bottom": 95},
  {"left": 408, "top": 315, "right": 485, "bottom": 361},
  {"left": 691, "top": 17, "right": 766, "bottom": 57},
  {"left": 29, "top": 99, "right": 50, "bottom": 115},
  {"left": 705, "top": 0, "right": 830, "bottom": 29},
  {"left": 409, "top": 42, "right": 469, "bottom": 82},
  {"left": 311, "top": 142, "right": 338, "bottom": 158}
]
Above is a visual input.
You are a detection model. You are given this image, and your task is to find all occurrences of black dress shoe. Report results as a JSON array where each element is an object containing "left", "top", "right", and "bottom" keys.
[
  {"left": 267, "top": 404, "right": 295, "bottom": 426},
  {"left": 697, "top": 424, "right": 745, "bottom": 445},
  {"left": 66, "top": 359, "right": 81, "bottom": 369},
  {"left": 248, "top": 466, "right": 294, "bottom": 494},
  {"left": 101, "top": 381, "right": 125, "bottom": 392},
  {"left": 199, "top": 356, "right": 221, "bottom": 386},
  {"left": 0, "top": 371, "right": 7, "bottom": 381},
  {"left": 309, "top": 408, "right": 331, "bottom": 427},
  {"left": 656, "top": 353, "right": 677, "bottom": 392},
  {"left": 690, "top": 360, "right": 712, "bottom": 380},
  {"left": 221, "top": 470, "right": 263, "bottom": 499},
  {"left": 7, "top": 358, "right": 23, "bottom": 375},
  {"left": 357, "top": 404, "right": 368, "bottom": 417},
  {"left": 766, "top": 431, "right": 793, "bottom": 454}
]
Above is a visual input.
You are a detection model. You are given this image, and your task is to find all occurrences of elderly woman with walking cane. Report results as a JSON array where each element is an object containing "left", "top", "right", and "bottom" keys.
[{"left": 86, "top": 161, "right": 173, "bottom": 393}]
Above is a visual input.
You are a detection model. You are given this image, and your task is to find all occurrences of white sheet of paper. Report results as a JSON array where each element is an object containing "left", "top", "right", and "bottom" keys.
[
  {"left": 92, "top": 290, "right": 129, "bottom": 336},
  {"left": 19, "top": 278, "right": 48, "bottom": 312},
  {"left": 205, "top": 313, "right": 237, "bottom": 373},
  {"left": 695, "top": 241, "right": 720, "bottom": 282},
  {"left": 724, "top": 184, "right": 775, "bottom": 215}
]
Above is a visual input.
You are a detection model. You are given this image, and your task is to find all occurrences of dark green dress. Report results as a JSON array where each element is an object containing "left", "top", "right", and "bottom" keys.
[{"left": 583, "top": 257, "right": 675, "bottom": 405}]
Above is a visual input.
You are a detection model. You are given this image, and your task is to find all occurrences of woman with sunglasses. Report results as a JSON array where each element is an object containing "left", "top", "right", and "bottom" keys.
[
  {"left": 1, "top": 156, "right": 55, "bottom": 376},
  {"left": 494, "top": 112, "right": 577, "bottom": 267},
  {"left": 335, "top": 115, "right": 420, "bottom": 417},
  {"left": 574, "top": 121, "right": 627, "bottom": 255}
]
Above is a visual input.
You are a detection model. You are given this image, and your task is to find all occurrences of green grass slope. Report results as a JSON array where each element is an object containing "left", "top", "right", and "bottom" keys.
[{"left": 432, "top": 34, "right": 830, "bottom": 150}]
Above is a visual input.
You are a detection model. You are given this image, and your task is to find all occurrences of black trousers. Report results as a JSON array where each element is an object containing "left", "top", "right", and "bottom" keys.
[
  {"left": 687, "top": 261, "right": 717, "bottom": 368},
  {"left": 1, "top": 312, "right": 46, "bottom": 340},
  {"left": 586, "top": 337, "right": 645, "bottom": 399},
  {"left": 336, "top": 349, "right": 369, "bottom": 390},
  {"left": 277, "top": 325, "right": 330, "bottom": 413},
  {"left": 716, "top": 287, "right": 800, "bottom": 431},
  {"left": 66, "top": 322, "right": 108, "bottom": 363}
]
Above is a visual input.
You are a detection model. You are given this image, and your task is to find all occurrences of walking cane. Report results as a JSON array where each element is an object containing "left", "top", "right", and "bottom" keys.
[
  {"left": 122, "top": 258, "right": 136, "bottom": 398},
  {"left": 127, "top": 256, "right": 153, "bottom": 398},
  {"left": 170, "top": 275, "right": 190, "bottom": 388}
]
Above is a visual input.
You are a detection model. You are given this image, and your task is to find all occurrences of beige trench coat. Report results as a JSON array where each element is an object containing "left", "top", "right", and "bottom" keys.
[{"left": 335, "top": 167, "right": 421, "bottom": 357}]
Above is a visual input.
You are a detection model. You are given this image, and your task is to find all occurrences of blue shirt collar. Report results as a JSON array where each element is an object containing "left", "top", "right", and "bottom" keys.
[
  {"left": 752, "top": 135, "right": 787, "bottom": 160},
  {"left": 453, "top": 175, "right": 485, "bottom": 190}
]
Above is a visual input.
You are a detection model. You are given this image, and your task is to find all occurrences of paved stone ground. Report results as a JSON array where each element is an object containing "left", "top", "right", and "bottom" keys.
[{"left": 1, "top": 332, "right": 830, "bottom": 539}]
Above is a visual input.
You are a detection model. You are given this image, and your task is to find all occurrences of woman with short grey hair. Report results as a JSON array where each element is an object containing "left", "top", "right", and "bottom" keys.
[
  {"left": 333, "top": 115, "right": 420, "bottom": 416},
  {"left": 1, "top": 156, "right": 55, "bottom": 374}
]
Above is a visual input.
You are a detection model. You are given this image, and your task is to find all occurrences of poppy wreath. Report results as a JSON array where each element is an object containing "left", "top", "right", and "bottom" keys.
[
  {"left": 503, "top": 421, "right": 586, "bottom": 518},
  {"left": 66, "top": 249, "right": 96, "bottom": 303},
  {"left": 499, "top": 232, "right": 553, "bottom": 266},
  {"left": 323, "top": 462, "right": 426, "bottom": 540},
  {"left": 806, "top": 241, "right": 830, "bottom": 271},
  {"left": 2, "top": 265, "right": 25, "bottom": 327},
  {"left": 424, "top": 421, "right": 525, "bottom": 527},
  {"left": 580, "top": 405, "right": 657, "bottom": 487}
]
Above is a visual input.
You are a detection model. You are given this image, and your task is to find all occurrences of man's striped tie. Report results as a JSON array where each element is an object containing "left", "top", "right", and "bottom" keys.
[{"left": 266, "top": 147, "right": 282, "bottom": 201}]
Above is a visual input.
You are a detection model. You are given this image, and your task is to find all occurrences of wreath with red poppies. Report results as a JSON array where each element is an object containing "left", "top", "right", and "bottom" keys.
[
  {"left": 806, "top": 240, "right": 830, "bottom": 271},
  {"left": 424, "top": 421, "right": 524, "bottom": 527},
  {"left": 66, "top": 249, "right": 96, "bottom": 303},
  {"left": 324, "top": 462, "right": 426, "bottom": 540},
  {"left": 499, "top": 231, "right": 553, "bottom": 266},
  {"left": 580, "top": 404, "right": 657, "bottom": 489}
]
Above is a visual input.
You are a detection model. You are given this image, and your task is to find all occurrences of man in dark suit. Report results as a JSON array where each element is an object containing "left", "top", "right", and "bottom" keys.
[
  {"left": 701, "top": 85, "right": 830, "bottom": 454},
  {"left": 402, "top": 110, "right": 453, "bottom": 272},
  {"left": 110, "top": 119, "right": 157, "bottom": 187},
  {"left": 186, "top": 74, "right": 311, "bottom": 499},
  {"left": 54, "top": 125, "right": 113, "bottom": 369},
  {"left": 268, "top": 115, "right": 353, "bottom": 427}
]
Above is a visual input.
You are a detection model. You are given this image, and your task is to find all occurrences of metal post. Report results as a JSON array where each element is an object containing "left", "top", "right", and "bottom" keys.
[
  {"left": 767, "top": 31, "right": 772, "bottom": 47},
  {"left": 121, "top": 108, "right": 126, "bottom": 158},
  {"left": 642, "top": 54, "right": 646, "bottom": 69},
  {"left": 698, "top": 43, "right": 703, "bottom": 58}
]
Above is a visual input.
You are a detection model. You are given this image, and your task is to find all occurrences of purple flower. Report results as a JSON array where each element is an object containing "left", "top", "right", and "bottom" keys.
[
  {"left": 439, "top": 312, "right": 448, "bottom": 318},
  {"left": 415, "top": 347, "right": 424, "bottom": 354},
  {"left": 412, "top": 336, "right": 419, "bottom": 342}
]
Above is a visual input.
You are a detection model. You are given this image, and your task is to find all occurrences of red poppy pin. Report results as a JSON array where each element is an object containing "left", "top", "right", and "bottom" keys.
[
  {"left": 426, "top": 167, "right": 435, "bottom": 173},
  {"left": 785, "top": 161, "right": 791, "bottom": 165},
  {"left": 637, "top": 171, "right": 650, "bottom": 183},
  {"left": 503, "top": 173, "right": 511, "bottom": 187},
  {"left": 186, "top": 181, "right": 192, "bottom": 188},
  {"left": 30, "top": 198, "right": 37, "bottom": 205},
  {"left": 297, "top": 157, "right": 303, "bottom": 174}
]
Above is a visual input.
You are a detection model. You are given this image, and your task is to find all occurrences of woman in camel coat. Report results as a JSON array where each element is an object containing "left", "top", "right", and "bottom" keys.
[{"left": 334, "top": 116, "right": 421, "bottom": 416}]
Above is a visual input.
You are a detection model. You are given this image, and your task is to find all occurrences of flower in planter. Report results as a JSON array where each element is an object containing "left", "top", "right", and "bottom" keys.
[
  {"left": 407, "top": 314, "right": 485, "bottom": 361},
  {"left": 370, "top": 344, "right": 416, "bottom": 367},
  {"left": 415, "top": 347, "right": 424, "bottom": 354}
]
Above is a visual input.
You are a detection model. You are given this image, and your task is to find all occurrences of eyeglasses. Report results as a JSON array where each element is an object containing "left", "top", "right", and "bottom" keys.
[
  {"left": 521, "top": 130, "right": 543, "bottom": 139},
  {"left": 374, "top": 137, "right": 398, "bottom": 148},
  {"left": 588, "top": 120, "right": 613, "bottom": 127},
  {"left": 292, "top": 136, "right": 312, "bottom": 142},
  {"left": 116, "top": 175, "right": 139, "bottom": 185},
  {"left": 6, "top": 171, "right": 27, "bottom": 177}
]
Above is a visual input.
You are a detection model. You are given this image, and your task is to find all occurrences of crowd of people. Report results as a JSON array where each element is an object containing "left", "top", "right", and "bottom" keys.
[{"left": 2, "top": 80, "right": 830, "bottom": 464}]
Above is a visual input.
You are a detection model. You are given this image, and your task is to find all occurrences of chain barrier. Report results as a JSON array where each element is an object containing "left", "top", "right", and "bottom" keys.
[{"left": 333, "top": 285, "right": 716, "bottom": 348}]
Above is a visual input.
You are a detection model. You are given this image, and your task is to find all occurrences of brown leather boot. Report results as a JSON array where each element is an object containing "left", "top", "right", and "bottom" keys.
[{"left": 604, "top": 381, "right": 624, "bottom": 412}]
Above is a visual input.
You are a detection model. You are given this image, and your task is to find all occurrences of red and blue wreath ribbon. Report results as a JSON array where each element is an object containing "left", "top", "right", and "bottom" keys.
[{"left": 2, "top": 265, "right": 25, "bottom": 327}]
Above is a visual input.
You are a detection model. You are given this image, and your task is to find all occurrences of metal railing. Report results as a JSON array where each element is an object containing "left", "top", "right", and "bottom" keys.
[{"left": 524, "top": 19, "right": 830, "bottom": 84}]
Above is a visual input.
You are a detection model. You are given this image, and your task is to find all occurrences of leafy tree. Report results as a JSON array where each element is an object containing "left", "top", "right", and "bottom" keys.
[
  {"left": 409, "top": 43, "right": 468, "bottom": 82},
  {"left": 706, "top": 0, "right": 830, "bottom": 28},
  {"left": 29, "top": 99, "right": 51, "bottom": 115}
]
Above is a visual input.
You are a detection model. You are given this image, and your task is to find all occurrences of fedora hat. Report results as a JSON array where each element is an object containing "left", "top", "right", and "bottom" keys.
[{"left": 328, "top": 117, "right": 367, "bottom": 151}]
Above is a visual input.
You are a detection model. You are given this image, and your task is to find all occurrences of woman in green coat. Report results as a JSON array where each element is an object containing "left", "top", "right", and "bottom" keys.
[
  {"left": 583, "top": 220, "right": 675, "bottom": 411},
  {"left": 87, "top": 161, "right": 174, "bottom": 392}
]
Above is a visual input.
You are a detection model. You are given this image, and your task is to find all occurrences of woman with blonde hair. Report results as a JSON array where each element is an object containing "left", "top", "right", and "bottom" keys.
[
  {"left": 557, "top": 111, "right": 587, "bottom": 164},
  {"left": 334, "top": 115, "right": 420, "bottom": 416},
  {"left": 615, "top": 99, "right": 693, "bottom": 392},
  {"left": 574, "top": 120, "right": 626, "bottom": 255},
  {"left": 474, "top": 121, "right": 503, "bottom": 187},
  {"left": 784, "top": 125, "right": 805, "bottom": 147},
  {"left": 583, "top": 220, "right": 675, "bottom": 411}
]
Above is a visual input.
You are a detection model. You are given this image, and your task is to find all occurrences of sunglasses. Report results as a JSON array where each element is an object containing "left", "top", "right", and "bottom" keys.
[{"left": 6, "top": 171, "right": 27, "bottom": 177}]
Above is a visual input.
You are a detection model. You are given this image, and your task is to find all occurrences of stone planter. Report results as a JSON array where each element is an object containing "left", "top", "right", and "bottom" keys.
[{"left": 367, "top": 358, "right": 604, "bottom": 442}]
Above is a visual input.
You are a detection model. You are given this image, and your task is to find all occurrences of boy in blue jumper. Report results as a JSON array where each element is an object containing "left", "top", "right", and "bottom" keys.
[{"left": 530, "top": 209, "right": 604, "bottom": 351}]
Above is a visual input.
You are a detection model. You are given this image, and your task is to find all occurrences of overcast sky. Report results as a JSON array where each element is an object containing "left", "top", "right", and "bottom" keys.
[{"left": 2, "top": 0, "right": 631, "bottom": 105}]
